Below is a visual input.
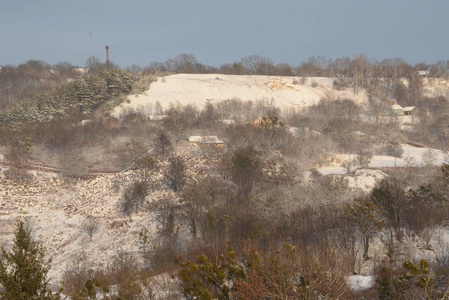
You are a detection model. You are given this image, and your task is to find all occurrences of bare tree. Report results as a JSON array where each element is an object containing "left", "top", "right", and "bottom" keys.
[
  {"left": 163, "top": 104, "right": 189, "bottom": 143},
  {"left": 240, "top": 55, "right": 274, "bottom": 75},
  {"left": 421, "top": 148, "right": 437, "bottom": 167},
  {"left": 4, "top": 136, "right": 32, "bottom": 179},
  {"left": 144, "top": 61, "right": 168, "bottom": 74},
  {"left": 219, "top": 62, "right": 245, "bottom": 75},
  {"left": 165, "top": 53, "right": 198, "bottom": 73},
  {"left": 122, "top": 181, "right": 149, "bottom": 215},
  {"left": 351, "top": 54, "right": 368, "bottom": 94},
  {"left": 367, "top": 84, "right": 391, "bottom": 124},
  {"left": 85, "top": 56, "right": 101, "bottom": 69},
  {"left": 81, "top": 216, "right": 100, "bottom": 241},
  {"left": 121, "top": 138, "right": 151, "bottom": 170},
  {"left": 127, "top": 64, "right": 142, "bottom": 75},
  {"left": 153, "top": 200, "right": 177, "bottom": 239},
  {"left": 181, "top": 176, "right": 232, "bottom": 238},
  {"left": 274, "top": 63, "right": 295, "bottom": 76},
  {"left": 53, "top": 61, "right": 78, "bottom": 77}
]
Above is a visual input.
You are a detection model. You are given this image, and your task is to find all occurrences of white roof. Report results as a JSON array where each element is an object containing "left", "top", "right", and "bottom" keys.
[
  {"left": 404, "top": 106, "right": 415, "bottom": 111},
  {"left": 392, "top": 104, "right": 403, "bottom": 110},
  {"left": 75, "top": 68, "right": 88, "bottom": 74},
  {"left": 149, "top": 115, "right": 167, "bottom": 120},
  {"left": 222, "top": 119, "right": 235, "bottom": 125},
  {"left": 188, "top": 136, "right": 224, "bottom": 144}
]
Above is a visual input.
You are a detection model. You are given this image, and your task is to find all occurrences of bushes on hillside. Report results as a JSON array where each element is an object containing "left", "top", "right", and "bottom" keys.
[{"left": 0, "top": 69, "right": 135, "bottom": 124}]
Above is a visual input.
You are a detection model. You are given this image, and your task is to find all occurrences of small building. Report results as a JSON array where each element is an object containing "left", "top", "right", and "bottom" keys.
[
  {"left": 382, "top": 105, "right": 416, "bottom": 120},
  {"left": 423, "top": 93, "right": 436, "bottom": 99},
  {"left": 76, "top": 68, "right": 89, "bottom": 74},
  {"left": 222, "top": 119, "right": 235, "bottom": 125},
  {"left": 403, "top": 106, "right": 415, "bottom": 116},
  {"left": 188, "top": 136, "right": 225, "bottom": 149},
  {"left": 391, "top": 104, "right": 404, "bottom": 116},
  {"left": 148, "top": 115, "right": 167, "bottom": 121},
  {"left": 418, "top": 70, "right": 430, "bottom": 77}
]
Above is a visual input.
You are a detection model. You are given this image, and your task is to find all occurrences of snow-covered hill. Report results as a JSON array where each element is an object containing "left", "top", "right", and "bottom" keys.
[{"left": 113, "top": 74, "right": 369, "bottom": 116}]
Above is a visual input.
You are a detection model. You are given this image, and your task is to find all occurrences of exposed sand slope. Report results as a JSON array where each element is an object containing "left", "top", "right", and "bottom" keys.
[{"left": 113, "top": 74, "right": 369, "bottom": 116}]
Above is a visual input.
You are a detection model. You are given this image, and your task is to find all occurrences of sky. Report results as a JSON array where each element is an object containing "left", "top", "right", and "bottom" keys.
[{"left": 1, "top": 0, "right": 448, "bottom": 68}]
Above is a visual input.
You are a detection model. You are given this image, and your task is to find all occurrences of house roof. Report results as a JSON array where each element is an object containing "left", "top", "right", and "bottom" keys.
[
  {"left": 423, "top": 93, "right": 436, "bottom": 98},
  {"left": 188, "top": 136, "right": 224, "bottom": 144},
  {"left": 404, "top": 106, "right": 415, "bottom": 112},
  {"left": 148, "top": 115, "right": 167, "bottom": 120},
  {"left": 222, "top": 119, "right": 235, "bottom": 125},
  {"left": 418, "top": 70, "right": 430, "bottom": 76},
  {"left": 392, "top": 104, "right": 403, "bottom": 110}
]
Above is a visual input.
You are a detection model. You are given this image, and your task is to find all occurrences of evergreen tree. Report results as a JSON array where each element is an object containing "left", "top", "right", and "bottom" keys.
[
  {"left": 166, "top": 156, "right": 187, "bottom": 192},
  {"left": 153, "top": 130, "right": 173, "bottom": 159},
  {"left": 0, "top": 220, "right": 58, "bottom": 300},
  {"left": 231, "top": 147, "right": 261, "bottom": 200}
]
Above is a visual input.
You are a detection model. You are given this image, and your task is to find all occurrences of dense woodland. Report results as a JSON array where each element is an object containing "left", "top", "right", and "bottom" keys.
[{"left": 1, "top": 55, "right": 449, "bottom": 299}]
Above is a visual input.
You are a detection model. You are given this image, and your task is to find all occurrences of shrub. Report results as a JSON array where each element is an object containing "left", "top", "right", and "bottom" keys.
[
  {"left": 383, "top": 143, "right": 403, "bottom": 158},
  {"left": 356, "top": 149, "right": 372, "bottom": 169},
  {"left": 333, "top": 79, "right": 348, "bottom": 90},
  {"left": 62, "top": 255, "right": 111, "bottom": 300},
  {"left": 374, "top": 256, "right": 441, "bottom": 299},
  {"left": 131, "top": 74, "right": 156, "bottom": 94},
  {"left": 150, "top": 242, "right": 179, "bottom": 272},
  {"left": 111, "top": 253, "right": 143, "bottom": 299},
  {"left": 122, "top": 181, "right": 149, "bottom": 215}
]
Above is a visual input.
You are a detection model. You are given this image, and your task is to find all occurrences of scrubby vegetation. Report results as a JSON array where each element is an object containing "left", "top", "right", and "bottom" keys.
[{"left": 2, "top": 54, "right": 449, "bottom": 299}]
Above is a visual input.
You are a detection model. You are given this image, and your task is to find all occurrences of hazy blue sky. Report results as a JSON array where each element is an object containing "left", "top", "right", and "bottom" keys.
[{"left": 1, "top": 0, "right": 448, "bottom": 68}]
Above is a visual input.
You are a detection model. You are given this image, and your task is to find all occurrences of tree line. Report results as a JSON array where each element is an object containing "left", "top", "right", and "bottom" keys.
[
  {"left": 2, "top": 54, "right": 448, "bottom": 113},
  {"left": 140, "top": 53, "right": 449, "bottom": 80}
]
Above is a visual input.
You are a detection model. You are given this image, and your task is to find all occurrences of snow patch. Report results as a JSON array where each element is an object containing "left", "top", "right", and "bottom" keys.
[
  {"left": 345, "top": 169, "right": 387, "bottom": 193},
  {"left": 346, "top": 275, "right": 374, "bottom": 292}
]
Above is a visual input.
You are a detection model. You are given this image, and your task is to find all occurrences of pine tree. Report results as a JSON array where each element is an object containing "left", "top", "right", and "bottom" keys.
[
  {"left": 166, "top": 156, "right": 186, "bottom": 192},
  {"left": 153, "top": 130, "right": 173, "bottom": 159},
  {"left": 230, "top": 147, "right": 261, "bottom": 200},
  {"left": 0, "top": 220, "right": 58, "bottom": 299}
]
